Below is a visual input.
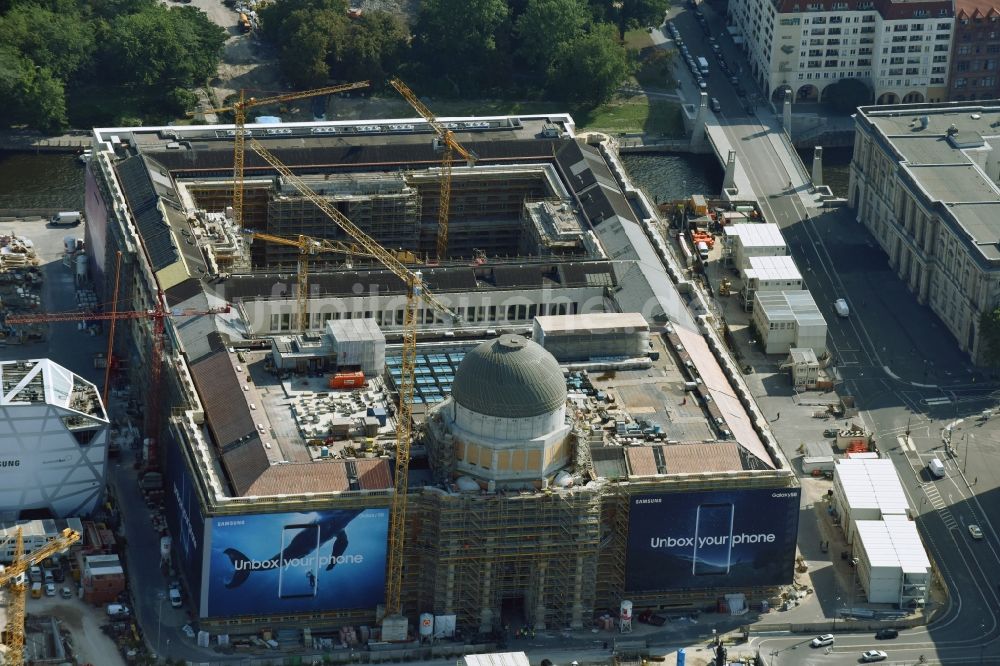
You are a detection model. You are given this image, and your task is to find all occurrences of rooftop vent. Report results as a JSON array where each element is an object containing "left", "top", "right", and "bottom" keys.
[
  {"left": 919, "top": 116, "right": 929, "bottom": 130},
  {"left": 947, "top": 124, "right": 959, "bottom": 135}
]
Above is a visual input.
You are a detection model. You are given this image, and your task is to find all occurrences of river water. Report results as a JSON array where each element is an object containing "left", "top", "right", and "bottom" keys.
[{"left": 0, "top": 152, "right": 85, "bottom": 210}]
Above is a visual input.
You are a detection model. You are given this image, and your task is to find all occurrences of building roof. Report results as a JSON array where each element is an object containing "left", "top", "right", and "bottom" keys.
[
  {"left": 625, "top": 442, "right": 745, "bottom": 476},
  {"left": 835, "top": 458, "right": 911, "bottom": 516},
  {"left": 754, "top": 290, "right": 826, "bottom": 326},
  {"left": 725, "top": 223, "right": 786, "bottom": 248},
  {"left": 857, "top": 102, "right": 1000, "bottom": 265},
  {"left": 744, "top": 255, "right": 802, "bottom": 282},
  {"left": 955, "top": 0, "right": 1000, "bottom": 19},
  {"left": 855, "top": 516, "right": 931, "bottom": 573},
  {"left": 0, "top": 359, "right": 107, "bottom": 422},
  {"left": 450, "top": 334, "right": 567, "bottom": 418},
  {"left": 673, "top": 326, "right": 776, "bottom": 469},
  {"left": 789, "top": 347, "right": 820, "bottom": 364},
  {"left": 327, "top": 317, "right": 385, "bottom": 344},
  {"left": 461, "top": 652, "right": 530, "bottom": 666},
  {"left": 772, "top": 0, "right": 953, "bottom": 19},
  {"left": 243, "top": 459, "right": 392, "bottom": 495},
  {"left": 534, "top": 312, "right": 648, "bottom": 334}
]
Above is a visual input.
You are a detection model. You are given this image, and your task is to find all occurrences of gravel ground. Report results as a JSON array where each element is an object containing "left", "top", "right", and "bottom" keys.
[{"left": 28, "top": 595, "right": 127, "bottom": 666}]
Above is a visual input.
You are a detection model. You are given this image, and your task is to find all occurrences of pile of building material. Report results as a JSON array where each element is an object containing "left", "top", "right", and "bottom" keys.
[{"left": 0, "top": 232, "right": 38, "bottom": 269}]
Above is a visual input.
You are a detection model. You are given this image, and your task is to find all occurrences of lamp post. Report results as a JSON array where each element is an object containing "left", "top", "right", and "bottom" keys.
[{"left": 849, "top": 558, "right": 859, "bottom": 614}]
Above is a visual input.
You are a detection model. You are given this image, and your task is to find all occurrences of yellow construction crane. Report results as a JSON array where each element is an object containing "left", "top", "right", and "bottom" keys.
[
  {"left": 249, "top": 139, "right": 457, "bottom": 634},
  {"left": 191, "top": 81, "right": 370, "bottom": 230},
  {"left": 388, "top": 77, "right": 477, "bottom": 262},
  {"left": 245, "top": 232, "right": 367, "bottom": 332},
  {"left": 0, "top": 528, "right": 80, "bottom": 666}
]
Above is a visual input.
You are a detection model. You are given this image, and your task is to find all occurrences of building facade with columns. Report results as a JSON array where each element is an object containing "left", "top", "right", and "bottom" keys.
[{"left": 848, "top": 102, "right": 1000, "bottom": 363}]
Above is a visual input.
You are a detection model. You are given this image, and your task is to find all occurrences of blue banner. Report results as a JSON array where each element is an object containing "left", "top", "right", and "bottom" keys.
[
  {"left": 164, "top": 442, "right": 206, "bottom": 605},
  {"left": 206, "top": 508, "right": 388, "bottom": 616},
  {"left": 625, "top": 488, "right": 800, "bottom": 591}
]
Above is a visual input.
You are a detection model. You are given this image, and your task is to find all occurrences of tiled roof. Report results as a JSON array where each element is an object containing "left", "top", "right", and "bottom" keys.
[{"left": 244, "top": 459, "right": 392, "bottom": 495}]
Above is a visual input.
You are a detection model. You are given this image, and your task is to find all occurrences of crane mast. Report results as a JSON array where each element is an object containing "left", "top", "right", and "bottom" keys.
[
  {"left": 249, "top": 139, "right": 457, "bottom": 621},
  {"left": 388, "top": 78, "right": 477, "bottom": 261},
  {"left": 191, "top": 81, "right": 370, "bottom": 229},
  {"left": 1, "top": 528, "right": 80, "bottom": 666}
]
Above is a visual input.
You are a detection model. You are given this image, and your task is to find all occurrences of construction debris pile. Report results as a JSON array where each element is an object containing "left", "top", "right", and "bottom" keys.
[{"left": 0, "top": 232, "right": 39, "bottom": 269}]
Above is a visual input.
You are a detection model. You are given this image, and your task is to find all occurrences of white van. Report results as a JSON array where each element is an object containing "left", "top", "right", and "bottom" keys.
[
  {"left": 928, "top": 457, "right": 946, "bottom": 478},
  {"left": 696, "top": 241, "right": 710, "bottom": 261},
  {"left": 50, "top": 211, "right": 82, "bottom": 226}
]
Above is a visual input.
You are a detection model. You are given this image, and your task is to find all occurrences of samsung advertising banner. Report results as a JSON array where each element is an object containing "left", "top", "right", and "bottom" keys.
[
  {"left": 206, "top": 508, "right": 389, "bottom": 617},
  {"left": 625, "top": 488, "right": 800, "bottom": 592},
  {"left": 164, "top": 442, "right": 206, "bottom": 604}
]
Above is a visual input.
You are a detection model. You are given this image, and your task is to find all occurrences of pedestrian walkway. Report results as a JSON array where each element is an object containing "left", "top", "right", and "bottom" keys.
[{"left": 922, "top": 484, "right": 958, "bottom": 531}]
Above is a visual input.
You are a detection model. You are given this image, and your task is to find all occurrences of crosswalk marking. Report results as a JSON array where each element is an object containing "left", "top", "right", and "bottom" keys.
[{"left": 924, "top": 484, "right": 958, "bottom": 529}]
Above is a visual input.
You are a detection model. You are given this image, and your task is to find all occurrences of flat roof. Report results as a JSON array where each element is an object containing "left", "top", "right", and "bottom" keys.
[
  {"left": 855, "top": 516, "right": 931, "bottom": 573},
  {"left": 857, "top": 102, "right": 1000, "bottom": 265},
  {"left": 754, "top": 290, "right": 826, "bottom": 326},
  {"left": 534, "top": 312, "right": 648, "bottom": 333},
  {"left": 835, "top": 458, "right": 911, "bottom": 516},
  {"left": 744, "top": 255, "right": 802, "bottom": 282},
  {"left": 724, "top": 223, "right": 786, "bottom": 248}
]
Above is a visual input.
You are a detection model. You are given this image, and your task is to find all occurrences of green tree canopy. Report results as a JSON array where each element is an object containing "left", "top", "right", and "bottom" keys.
[
  {"left": 547, "top": 22, "right": 631, "bottom": 105},
  {"left": 0, "top": 46, "right": 67, "bottom": 132},
  {"left": 515, "top": 0, "right": 589, "bottom": 70},
  {"left": 335, "top": 12, "right": 409, "bottom": 84},
  {"left": 102, "top": 5, "right": 226, "bottom": 89},
  {"left": 411, "top": 0, "right": 510, "bottom": 94},
  {"left": 0, "top": 4, "right": 96, "bottom": 79}
]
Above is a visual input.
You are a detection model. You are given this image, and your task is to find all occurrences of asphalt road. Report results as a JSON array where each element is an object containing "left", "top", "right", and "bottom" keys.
[{"left": 659, "top": 3, "right": 1000, "bottom": 663}]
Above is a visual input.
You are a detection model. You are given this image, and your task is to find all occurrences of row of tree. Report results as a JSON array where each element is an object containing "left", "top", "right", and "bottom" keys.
[
  {"left": 261, "top": 0, "right": 669, "bottom": 107},
  {"left": 0, "top": 0, "right": 226, "bottom": 132}
]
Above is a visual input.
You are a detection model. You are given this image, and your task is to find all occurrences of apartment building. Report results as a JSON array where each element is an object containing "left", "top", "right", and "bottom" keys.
[
  {"left": 948, "top": 0, "right": 1000, "bottom": 101},
  {"left": 729, "top": 0, "right": 953, "bottom": 106},
  {"left": 848, "top": 102, "right": 1000, "bottom": 364}
]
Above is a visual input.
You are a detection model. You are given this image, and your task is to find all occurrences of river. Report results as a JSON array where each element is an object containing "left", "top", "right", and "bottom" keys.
[{"left": 0, "top": 152, "right": 85, "bottom": 210}]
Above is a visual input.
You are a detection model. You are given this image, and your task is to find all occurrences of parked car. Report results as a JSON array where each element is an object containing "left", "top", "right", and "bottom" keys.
[
  {"left": 861, "top": 650, "right": 888, "bottom": 662},
  {"left": 60, "top": 586, "right": 73, "bottom": 599},
  {"left": 811, "top": 634, "right": 835, "bottom": 647},
  {"left": 697, "top": 79, "right": 708, "bottom": 90},
  {"left": 710, "top": 98, "right": 722, "bottom": 112},
  {"left": 823, "top": 428, "right": 839, "bottom": 437},
  {"left": 44, "top": 583, "right": 55, "bottom": 597},
  {"left": 169, "top": 584, "right": 183, "bottom": 608},
  {"left": 875, "top": 628, "right": 899, "bottom": 639},
  {"left": 969, "top": 524, "right": 984, "bottom": 540}
]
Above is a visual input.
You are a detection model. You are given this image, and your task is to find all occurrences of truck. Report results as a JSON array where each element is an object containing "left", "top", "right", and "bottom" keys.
[
  {"left": 31, "top": 582, "right": 42, "bottom": 599},
  {"left": 697, "top": 57, "right": 710, "bottom": 76},
  {"left": 160, "top": 536, "right": 172, "bottom": 562}
]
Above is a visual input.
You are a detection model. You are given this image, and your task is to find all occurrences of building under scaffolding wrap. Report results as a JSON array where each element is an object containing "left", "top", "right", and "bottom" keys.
[{"left": 79, "top": 114, "right": 799, "bottom": 637}]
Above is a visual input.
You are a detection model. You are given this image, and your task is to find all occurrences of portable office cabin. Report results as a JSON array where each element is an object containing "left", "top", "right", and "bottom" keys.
[
  {"left": 724, "top": 223, "right": 787, "bottom": 269},
  {"left": 751, "top": 291, "right": 827, "bottom": 356}
]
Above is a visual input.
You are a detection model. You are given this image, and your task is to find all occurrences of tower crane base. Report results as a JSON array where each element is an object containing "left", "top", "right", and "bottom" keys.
[{"left": 381, "top": 614, "right": 409, "bottom": 642}]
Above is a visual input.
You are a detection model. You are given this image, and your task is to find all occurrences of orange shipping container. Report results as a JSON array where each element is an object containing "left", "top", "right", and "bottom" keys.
[{"left": 329, "top": 371, "right": 366, "bottom": 389}]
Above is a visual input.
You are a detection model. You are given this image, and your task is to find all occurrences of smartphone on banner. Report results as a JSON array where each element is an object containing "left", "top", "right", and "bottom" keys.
[
  {"left": 692, "top": 503, "right": 735, "bottom": 576},
  {"left": 277, "top": 524, "right": 320, "bottom": 599}
]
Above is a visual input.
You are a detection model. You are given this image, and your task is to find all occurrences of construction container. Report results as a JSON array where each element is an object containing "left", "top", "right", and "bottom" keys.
[
  {"left": 689, "top": 194, "right": 708, "bottom": 216},
  {"left": 419, "top": 613, "right": 434, "bottom": 638},
  {"left": 329, "top": 371, "right": 365, "bottom": 390},
  {"left": 361, "top": 416, "right": 380, "bottom": 437},
  {"left": 533, "top": 313, "right": 649, "bottom": 363},
  {"left": 367, "top": 406, "right": 387, "bottom": 426},
  {"left": 327, "top": 318, "right": 385, "bottom": 375},
  {"left": 329, "top": 417, "right": 353, "bottom": 439}
]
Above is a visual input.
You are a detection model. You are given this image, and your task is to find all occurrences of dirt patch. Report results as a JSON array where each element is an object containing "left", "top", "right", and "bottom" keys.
[{"left": 29, "top": 597, "right": 126, "bottom": 666}]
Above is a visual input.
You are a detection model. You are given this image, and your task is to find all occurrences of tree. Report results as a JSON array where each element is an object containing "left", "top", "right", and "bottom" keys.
[
  {"left": 824, "top": 77, "right": 874, "bottom": 115},
  {"left": 0, "top": 46, "right": 67, "bottom": 133},
  {"left": 411, "top": 0, "right": 510, "bottom": 94},
  {"left": 619, "top": 0, "right": 670, "bottom": 31},
  {"left": 335, "top": 12, "right": 409, "bottom": 84},
  {"left": 514, "top": 0, "right": 589, "bottom": 70},
  {"left": 0, "top": 4, "right": 96, "bottom": 80},
  {"left": 271, "top": 7, "right": 347, "bottom": 87},
  {"left": 259, "top": 0, "right": 347, "bottom": 42},
  {"left": 101, "top": 4, "right": 226, "bottom": 89},
  {"left": 547, "top": 22, "right": 630, "bottom": 105},
  {"left": 979, "top": 307, "right": 1000, "bottom": 367}
]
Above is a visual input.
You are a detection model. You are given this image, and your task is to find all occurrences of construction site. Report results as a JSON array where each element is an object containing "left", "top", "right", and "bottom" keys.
[{"left": 0, "top": 87, "right": 804, "bottom": 650}]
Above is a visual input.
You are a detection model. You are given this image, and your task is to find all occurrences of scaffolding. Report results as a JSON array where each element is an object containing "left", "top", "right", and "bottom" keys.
[{"left": 411, "top": 486, "right": 602, "bottom": 632}]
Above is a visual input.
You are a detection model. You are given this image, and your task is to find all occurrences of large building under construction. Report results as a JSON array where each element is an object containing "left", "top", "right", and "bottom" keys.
[{"left": 80, "top": 115, "right": 798, "bottom": 638}]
